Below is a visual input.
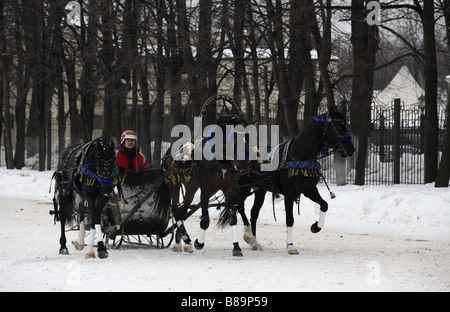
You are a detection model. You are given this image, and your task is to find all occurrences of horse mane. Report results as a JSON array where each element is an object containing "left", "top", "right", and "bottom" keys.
[
  {"left": 88, "top": 137, "right": 115, "bottom": 162},
  {"left": 294, "top": 117, "right": 321, "bottom": 141},
  {"left": 289, "top": 114, "right": 327, "bottom": 160}
]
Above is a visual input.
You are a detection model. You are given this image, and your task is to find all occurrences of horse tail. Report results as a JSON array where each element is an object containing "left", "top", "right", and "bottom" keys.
[
  {"left": 152, "top": 180, "right": 172, "bottom": 223},
  {"left": 53, "top": 142, "right": 84, "bottom": 226},
  {"left": 217, "top": 206, "right": 231, "bottom": 229},
  {"left": 52, "top": 174, "right": 78, "bottom": 226}
]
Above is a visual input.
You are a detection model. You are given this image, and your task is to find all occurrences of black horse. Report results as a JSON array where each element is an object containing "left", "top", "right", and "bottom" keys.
[
  {"left": 228, "top": 106, "right": 355, "bottom": 254},
  {"left": 163, "top": 115, "right": 252, "bottom": 257},
  {"left": 51, "top": 137, "right": 118, "bottom": 259}
]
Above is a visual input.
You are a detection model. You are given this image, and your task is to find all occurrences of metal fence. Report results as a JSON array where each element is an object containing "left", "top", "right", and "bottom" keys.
[
  {"left": 321, "top": 99, "right": 446, "bottom": 185},
  {"left": 2, "top": 100, "right": 447, "bottom": 185}
]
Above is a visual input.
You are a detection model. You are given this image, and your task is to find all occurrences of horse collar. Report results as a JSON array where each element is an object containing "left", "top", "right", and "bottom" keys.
[{"left": 279, "top": 139, "right": 293, "bottom": 169}]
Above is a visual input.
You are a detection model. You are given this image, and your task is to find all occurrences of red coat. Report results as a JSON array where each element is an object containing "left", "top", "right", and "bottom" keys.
[{"left": 115, "top": 146, "right": 150, "bottom": 170}]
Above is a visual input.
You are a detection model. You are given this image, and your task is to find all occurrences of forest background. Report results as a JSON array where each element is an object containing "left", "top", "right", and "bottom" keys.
[{"left": 1, "top": 0, "right": 450, "bottom": 187}]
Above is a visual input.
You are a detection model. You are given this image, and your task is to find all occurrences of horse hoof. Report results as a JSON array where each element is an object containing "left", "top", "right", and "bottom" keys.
[
  {"left": 243, "top": 226, "right": 254, "bottom": 244},
  {"left": 194, "top": 239, "right": 204, "bottom": 250},
  {"left": 97, "top": 242, "right": 108, "bottom": 259},
  {"left": 184, "top": 244, "right": 194, "bottom": 253},
  {"left": 287, "top": 244, "right": 299, "bottom": 255},
  {"left": 85, "top": 252, "right": 95, "bottom": 259},
  {"left": 233, "top": 250, "right": 243, "bottom": 257},
  {"left": 97, "top": 250, "right": 108, "bottom": 259},
  {"left": 233, "top": 242, "right": 243, "bottom": 257},
  {"left": 251, "top": 243, "right": 263, "bottom": 251},
  {"left": 172, "top": 243, "right": 182, "bottom": 252},
  {"left": 59, "top": 248, "right": 69, "bottom": 255},
  {"left": 243, "top": 232, "right": 253, "bottom": 244},
  {"left": 310, "top": 222, "right": 322, "bottom": 233},
  {"left": 74, "top": 241, "right": 85, "bottom": 251}
]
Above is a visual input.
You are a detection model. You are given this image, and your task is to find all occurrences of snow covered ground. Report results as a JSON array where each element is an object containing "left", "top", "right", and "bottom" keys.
[{"left": 0, "top": 167, "right": 449, "bottom": 292}]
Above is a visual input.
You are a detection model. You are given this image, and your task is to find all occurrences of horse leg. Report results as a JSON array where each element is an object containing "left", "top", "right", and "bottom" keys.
[
  {"left": 84, "top": 196, "right": 108, "bottom": 259},
  {"left": 285, "top": 196, "right": 299, "bottom": 255},
  {"left": 179, "top": 184, "right": 197, "bottom": 253},
  {"left": 83, "top": 197, "right": 95, "bottom": 258},
  {"left": 229, "top": 206, "right": 243, "bottom": 257},
  {"left": 237, "top": 186, "right": 251, "bottom": 242},
  {"left": 304, "top": 187, "right": 328, "bottom": 233},
  {"left": 194, "top": 192, "right": 210, "bottom": 250},
  {"left": 170, "top": 182, "right": 184, "bottom": 252},
  {"left": 172, "top": 182, "right": 196, "bottom": 253},
  {"left": 245, "top": 189, "right": 265, "bottom": 250},
  {"left": 73, "top": 194, "right": 86, "bottom": 251},
  {"left": 74, "top": 220, "right": 86, "bottom": 251},
  {"left": 85, "top": 225, "right": 96, "bottom": 259},
  {"left": 59, "top": 213, "right": 68, "bottom": 255},
  {"left": 94, "top": 196, "right": 109, "bottom": 259},
  {"left": 58, "top": 192, "right": 71, "bottom": 255}
]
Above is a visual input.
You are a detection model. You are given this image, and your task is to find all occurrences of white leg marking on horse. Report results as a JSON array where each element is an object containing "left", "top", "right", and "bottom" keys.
[
  {"left": 197, "top": 229, "right": 206, "bottom": 244},
  {"left": 286, "top": 227, "right": 299, "bottom": 254},
  {"left": 85, "top": 228, "right": 96, "bottom": 259},
  {"left": 74, "top": 221, "right": 86, "bottom": 251},
  {"left": 317, "top": 211, "right": 326, "bottom": 229},
  {"left": 286, "top": 227, "right": 293, "bottom": 245},
  {"left": 95, "top": 224, "right": 103, "bottom": 243},
  {"left": 232, "top": 225, "right": 239, "bottom": 243}
]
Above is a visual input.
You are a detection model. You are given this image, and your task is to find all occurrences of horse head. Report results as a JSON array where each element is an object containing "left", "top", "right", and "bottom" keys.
[
  {"left": 93, "top": 137, "right": 117, "bottom": 193},
  {"left": 324, "top": 106, "right": 355, "bottom": 158},
  {"left": 217, "top": 115, "right": 251, "bottom": 170}
]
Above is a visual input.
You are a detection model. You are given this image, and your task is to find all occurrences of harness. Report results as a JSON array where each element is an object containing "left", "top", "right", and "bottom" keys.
[
  {"left": 78, "top": 163, "right": 119, "bottom": 188},
  {"left": 245, "top": 114, "right": 353, "bottom": 199},
  {"left": 165, "top": 162, "right": 198, "bottom": 186},
  {"left": 64, "top": 140, "right": 119, "bottom": 193}
]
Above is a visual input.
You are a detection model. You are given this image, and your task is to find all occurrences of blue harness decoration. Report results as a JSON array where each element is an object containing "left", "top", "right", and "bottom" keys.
[
  {"left": 286, "top": 161, "right": 323, "bottom": 178},
  {"left": 79, "top": 163, "right": 119, "bottom": 188},
  {"left": 312, "top": 115, "right": 331, "bottom": 124}
]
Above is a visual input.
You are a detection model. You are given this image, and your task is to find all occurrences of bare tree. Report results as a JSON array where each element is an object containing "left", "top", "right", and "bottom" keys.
[
  {"left": 435, "top": 0, "right": 450, "bottom": 187},
  {"left": 0, "top": 0, "right": 13, "bottom": 169},
  {"left": 350, "top": 0, "right": 379, "bottom": 185}
]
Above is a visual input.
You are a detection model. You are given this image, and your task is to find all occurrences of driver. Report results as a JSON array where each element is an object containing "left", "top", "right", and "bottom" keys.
[{"left": 115, "top": 130, "right": 150, "bottom": 171}]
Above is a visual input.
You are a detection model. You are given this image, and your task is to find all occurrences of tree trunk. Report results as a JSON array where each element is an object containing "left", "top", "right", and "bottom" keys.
[
  {"left": 350, "top": 0, "right": 378, "bottom": 185},
  {"left": 101, "top": 0, "right": 115, "bottom": 141},
  {"left": 0, "top": 59, "right": 14, "bottom": 169},
  {"left": 247, "top": 3, "right": 262, "bottom": 124},
  {"left": 435, "top": 83, "right": 450, "bottom": 187},
  {"left": 265, "top": 0, "right": 298, "bottom": 139},
  {"left": 152, "top": 0, "right": 166, "bottom": 165},
  {"left": 435, "top": 0, "right": 450, "bottom": 187},
  {"left": 13, "top": 2, "right": 31, "bottom": 169},
  {"left": 167, "top": 0, "right": 183, "bottom": 128},
  {"left": 422, "top": 0, "right": 439, "bottom": 183},
  {"left": 0, "top": 0, "right": 14, "bottom": 169}
]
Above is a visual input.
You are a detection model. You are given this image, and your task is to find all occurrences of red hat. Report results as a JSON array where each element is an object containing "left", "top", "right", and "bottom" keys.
[{"left": 121, "top": 130, "right": 137, "bottom": 145}]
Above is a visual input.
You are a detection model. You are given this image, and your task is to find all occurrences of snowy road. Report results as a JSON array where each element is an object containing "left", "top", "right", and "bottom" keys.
[
  {"left": 0, "top": 197, "right": 448, "bottom": 291},
  {"left": 0, "top": 168, "right": 449, "bottom": 292}
]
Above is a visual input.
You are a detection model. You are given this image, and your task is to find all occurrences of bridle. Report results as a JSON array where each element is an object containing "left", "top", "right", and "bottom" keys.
[
  {"left": 96, "top": 157, "right": 116, "bottom": 183},
  {"left": 314, "top": 114, "right": 353, "bottom": 158},
  {"left": 93, "top": 142, "right": 117, "bottom": 187}
]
